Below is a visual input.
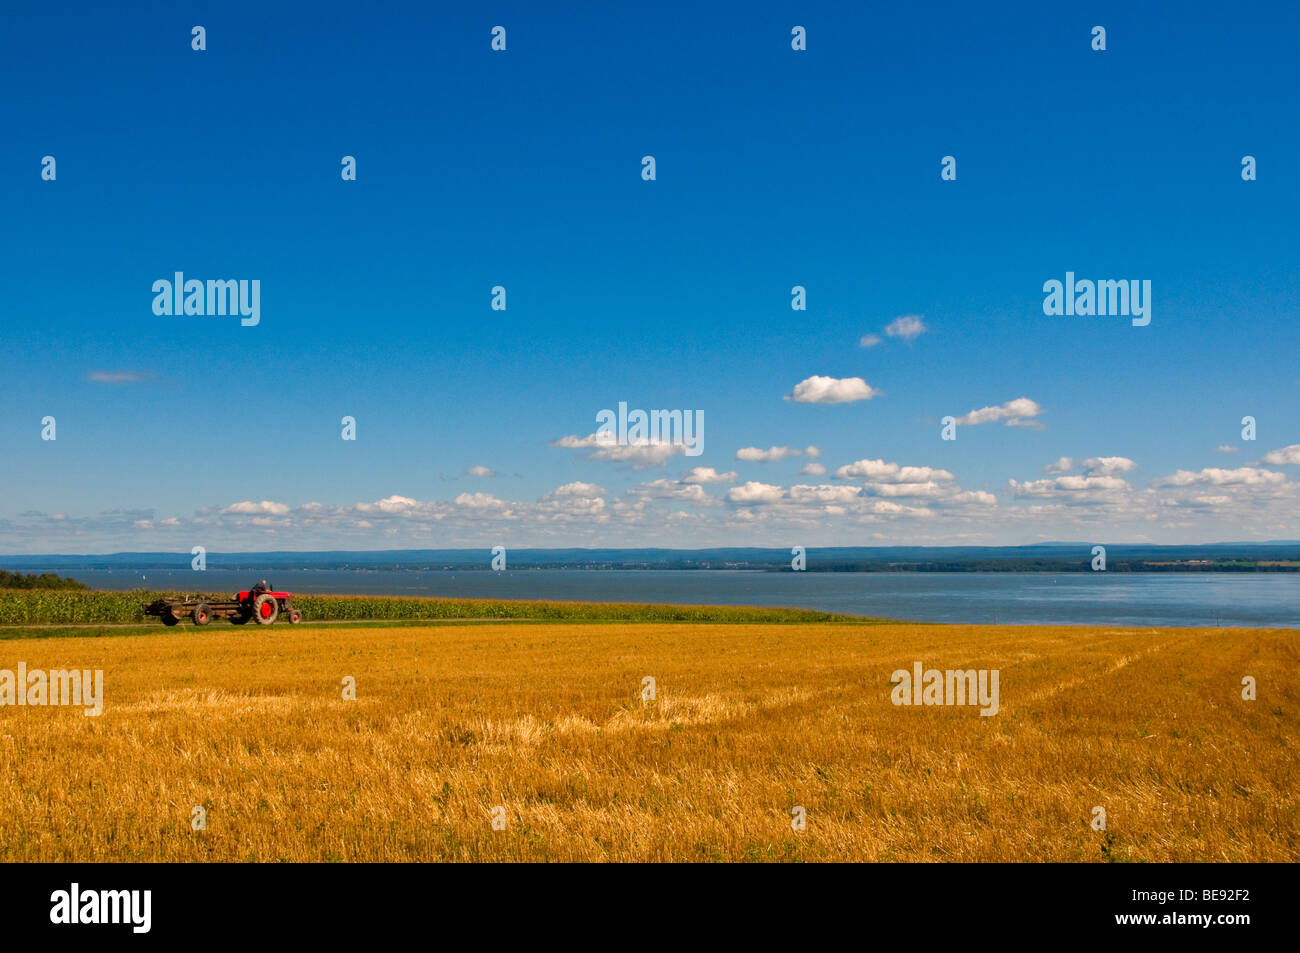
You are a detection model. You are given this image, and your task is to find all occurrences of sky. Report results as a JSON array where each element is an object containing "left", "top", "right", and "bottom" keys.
[{"left": 2, "top": 1, "right": 1299, "bottom": 553}]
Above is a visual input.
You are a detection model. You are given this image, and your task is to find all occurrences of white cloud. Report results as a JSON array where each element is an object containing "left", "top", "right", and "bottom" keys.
[
  {"left": 1039, "top": 455, "right": 1135, "bottom": 478},
  {"left": 549, "top": 482, "right": 607, "bottom": 498},
  {"left": 787, "top": 484, "right": 863, "bottom": 504},
  {"left": 357, "top": 495, "right": 428, "bottom": 515},
  {"left": 1153, "top": 467, "right": 1287, "bottom": 487},
  {"left": 800, "top": 462, "right": 827, "bottom": 476},
  {"left": 1081, "top": 456, "right": 1137, "bottom": 476},
  {"left": 955, "top": 397, "right": 1044, "bottom": 428},
  {"left": 726, "top": 482, "right": 786, "bottom": 504},
  {"left": 737, "top": 446, "right": 802, "bottom": 462},
  {"left": 1262, "top": 444, "right": 1300, "bottom": 465},
  {"left": 787, "top": 376, "right": 879, "bottom": 404},
  {"left": 1215, "top": 445, "right": 1238, "bottom": 453},
  {"left": 859, "top": 334, "right": 881, "bottom": 348},
  {"left": 552, "top": 432, "right": 686, "bottom": 468},
  {"left": 222, "top": 500, "right": 291, "bottom": 516},
  {"left": 467, "top": 465, "right": 497, "bottom": 478},
  {"left": 867, "top": 481, "right": 955, "bottom": 498},
  {"left": 884, "top": 314, "right": 926, "bottom": 342},
  {"left": 1009, "top": 475, "right": 1131, "bottom": 498},
  {"left": 835, "top": 459, "right": 955, "bottom": 483},
  {"left": 453, "top": 492, "right": 507, "bottom": 509},
  {"left": 681, "top": 466, "right": 737, "bottom": 484},
  {"left": 627, "top": 480, "right": 718, "bottom": 505}
]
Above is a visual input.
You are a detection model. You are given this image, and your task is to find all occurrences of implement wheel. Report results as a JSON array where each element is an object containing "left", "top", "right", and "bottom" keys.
[
  {"left": 161, "top": 611, "right": 179, "bottom": 626},
  {"left": 192, "top": 603, "right": 211, "bottom": 625},
  {"left": 253, "top": 593, "right": 279, "bottom": 625}
]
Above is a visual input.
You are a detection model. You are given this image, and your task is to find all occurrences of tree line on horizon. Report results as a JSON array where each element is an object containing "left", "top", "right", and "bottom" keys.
[{"left": 0, "top": 569, "right": 85, "bottom": 590}]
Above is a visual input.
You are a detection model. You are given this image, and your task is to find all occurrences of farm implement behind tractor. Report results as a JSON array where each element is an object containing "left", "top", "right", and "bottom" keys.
[{"left": 143, "top": 582, "right": 303, "bottom": 626}]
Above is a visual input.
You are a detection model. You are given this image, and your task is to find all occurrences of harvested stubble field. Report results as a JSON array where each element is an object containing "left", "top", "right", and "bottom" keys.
[{"left": 0, "top": 620, "right": 1295, "bottom": 862}]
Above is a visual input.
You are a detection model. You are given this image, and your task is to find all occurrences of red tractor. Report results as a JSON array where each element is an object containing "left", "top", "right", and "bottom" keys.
[{"left": 143, "top": 581, "right": 303, "bottom": 626}]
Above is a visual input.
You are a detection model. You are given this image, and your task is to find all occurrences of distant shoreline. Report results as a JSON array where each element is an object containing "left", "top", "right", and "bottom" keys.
[{"left": 3, "top": 542, "right": 1300, "bottom": 575}]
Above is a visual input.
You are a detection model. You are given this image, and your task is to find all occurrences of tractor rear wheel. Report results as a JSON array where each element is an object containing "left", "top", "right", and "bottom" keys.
[
  {"left": 253, "top": 593, "right": 279, "bottom": 625},
  {"left": 192, "top": 603, "right": 211, "bottom": 625}
]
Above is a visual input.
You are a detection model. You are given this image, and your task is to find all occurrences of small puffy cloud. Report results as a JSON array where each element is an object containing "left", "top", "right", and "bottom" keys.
[
  {"left": 1262, "top": 444, "right": 1300, "bottom": 465},
  {"left": 1081, "top": 456, "right": 1137, "bottom": 476},
  {"left": 735, "top": 444, "right": 822, "bottom": 462},
  {"left": 787, "top": 376, "right": 879, "bottom": 404},
  {"left": 682, "top": 466, "right": 737, "bottom": 484},
  {"left": 1215, "top": 445, "right": 1238, "bottom": 453},
  {"left": 1040, "top": 455, "right": 1135, "bottom": 477},
  {"left": 357, "top": 495, "right": 425, "bottom": 515},
  {"left": 552, "top": 432, "right": 686, "bottom": 468},
  {"left": 835, "top": 459, "right": 955, "bottom": 483},
  {"left": 596, "top": 443, "right": 685, "bottom": 466},
  {"left": 737, "top": 446, "right": 801, "bottom": 462},
  {"left": 955, "top": 397, "right": 1044, "bottom": 428},
  {"left": 867, "top": 481, "right": 958, "bottom": 498},
  {"left": 466, "top": 465, "right": 497, "bottom": 478},
  {"left": 552, "top": 434, "right": 598, "bottom": 451},
  {"left": 800, "top": 462, "right": 827, "bottom": 476},
  {"left": 787, "top": 484, "right": 863, "bottom": 504},
  {"left": 627, "top": 480, "right": 717, "bottom": 505},
  {"left": 548, "top": 482, "right": 606, "bottom": 498},
  {"left": 454, "top": 492, "right": 502, "bottom": 507},
  {"left": 1153, "top": 467, "right": 1287, "bottom": 487},
  {"left": 726, "top": 482, "right": 785, "bottom": 504},
  {"left": 859, "top": 334, "right": 881, "bottom": 348},
  {"left": 884, "top": 314, "right": 926, "bottom": 342},
  {"left": 538, "top": 485, "right": 607, "bottom": 518},
  {"left": 1009, "top": 475, "right": 1130, "bottom": 497},
  {"left": 223, "top": 500, "right": 291, "bottom": 516}
]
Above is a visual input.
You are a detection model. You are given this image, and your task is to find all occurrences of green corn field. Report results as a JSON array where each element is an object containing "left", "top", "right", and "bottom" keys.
[{"left": 0, "top": 587, "right": 867, "bottom": 626}]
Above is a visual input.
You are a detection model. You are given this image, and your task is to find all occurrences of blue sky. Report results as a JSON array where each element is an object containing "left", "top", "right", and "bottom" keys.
[{"left": 2, "top": 1, "right": 1299, "bottom": 552}]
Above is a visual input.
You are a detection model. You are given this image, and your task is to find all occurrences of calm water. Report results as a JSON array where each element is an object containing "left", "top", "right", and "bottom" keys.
[{"left": 66, "top": 569, "right": 1299, "bottom": 628}]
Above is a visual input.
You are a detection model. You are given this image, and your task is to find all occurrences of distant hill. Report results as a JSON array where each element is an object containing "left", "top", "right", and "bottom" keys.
[{"left": 2, "top": 544, "right": 1300, "bottom": 573}]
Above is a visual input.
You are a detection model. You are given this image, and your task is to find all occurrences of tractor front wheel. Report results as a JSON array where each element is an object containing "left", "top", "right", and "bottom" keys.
[
  {"left": 252, "top": 593, "right": 280, "bottom": 625},
  {"left": 287, "top": 609, "right": 302, "bottom": 624}
]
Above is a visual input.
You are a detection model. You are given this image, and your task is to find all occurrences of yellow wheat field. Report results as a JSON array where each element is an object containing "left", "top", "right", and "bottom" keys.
[{"left": 0, "top": 622, "right": 1296, "bottom": 862}]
